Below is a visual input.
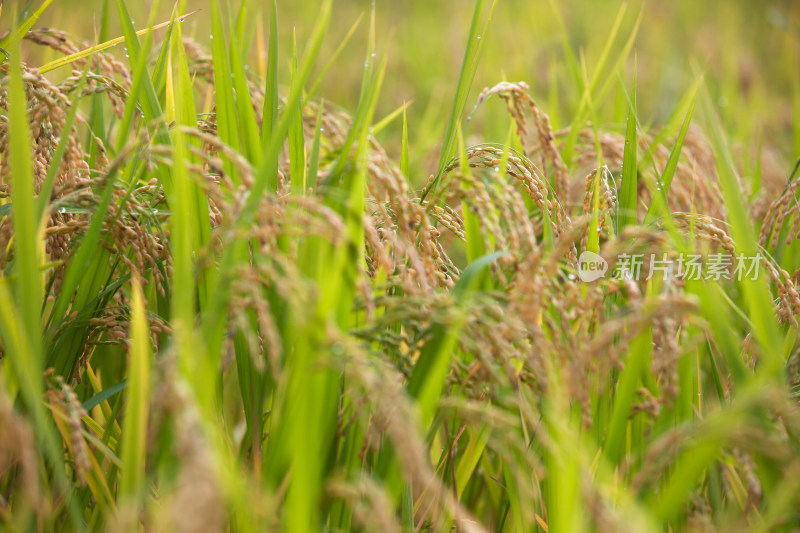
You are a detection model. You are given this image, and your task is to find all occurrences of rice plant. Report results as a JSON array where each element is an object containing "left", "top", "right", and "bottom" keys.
[{"left": 1, "top": 0, "right": 800, "bottom": 531}]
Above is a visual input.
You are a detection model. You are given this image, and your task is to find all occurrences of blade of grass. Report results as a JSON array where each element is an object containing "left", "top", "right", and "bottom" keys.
[
  {"left": 234, "top": 0, "right": 250, "bottom": 44},
  {"left": 87, "top": 0, "right": 112, "bottom": 169},
  {"left": 603, "top": 327, "right": 652, "bottom": 465},
  {"left": 289, "top": 30, "right": 306, "bottom": 195},
  {"left": 261, "top": 0, "right": 279, "bottom": 145},
  {"left": 701, "top": 85, "right": 784, "bottom": 369},
  {"left": 283, "top": 51, "right": 387, "bottom": 533},
  {"left": 0, "top": 0, "right": 55, "bottom": 48},
  {"left": 38, "top": 11, "right": 198, "bottom": 74},
  {"left": 377, "top": 251, "right": 508, "bottom": 507},
  {"left": 643, "top": 92, "right": 697, "bottom": 225},
  {"left": 455, "top": 425, "right": 491, "bottom": 498},
  {"left": 545, "top": 0, "right": 583, "bottom": 93},
  {"left": 561, "top": 6, "right": 642, "bottom": 165},
  {"left": 306, "top": 99, "right": 325, "bottom": 194},
  {"left": 82, "top": 380, "right": 128, "bottom": 412},
  {"left": 371, "top": 100, "right": 412, "bottom": 137},
  {"left": 117, "top": 276, "right": 151, "bottom": 502},
  {"left": 171, "top": 6, "right": 215, "bottom": 317},
  {"left": 645, "top": 76, "right": 702, "bottom": 162},
  {"left": 617, "top": 68, "right": 637, "bottom": 232},
  {"left": 210, "top": 0, "right": 241, "bottom": 170},
  {"left": 202, "top": 0, "right": 332, "bottom": 416},
  {"left": 423, "top": 0, "right": 498, "bottom": 201},
  {"left": 8, "top": 25, "right": 43, "bottom": 353},
  {"left": 46, "top": 0, "right": 167, "bottom": 378},
  {"left": 410, "top": 251, "right": 507, "bottom": 427},
  {"left": 304, "top": 14, "right": 363, "bottom": 105},
  {"left": 229, "top": 20, "right": 262, "bottom": 165},
  {"left": 401, "top": 103, "right": 409, "bottom": 177},
  {"left": 151, "top": 5, "right": 179, "bottom": 97},
  {"left": 0, "top": 21, "right": 82, "bottom": 529}
]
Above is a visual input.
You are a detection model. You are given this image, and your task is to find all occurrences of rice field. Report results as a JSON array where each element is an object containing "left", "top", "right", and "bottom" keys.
[{"left": 1, "top": 0, "right": 800, "bottom": 531}]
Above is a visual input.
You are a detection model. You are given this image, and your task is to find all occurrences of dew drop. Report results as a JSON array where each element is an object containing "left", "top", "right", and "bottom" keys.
[
  {"left": 320, "top": 127, "right": 325, "bottom": 132},
  {"left": 57, "top": 207, "right": 66, "bottom": 214},
  {"left": 179, "top": 17, "right": 185, "bottom": 22},
  {"left": 210, "top": 34, "right": 214, "bottom": 39},
  {"left": 476, "top": 35, "right": 481, "bottom": 40},
  {"left": 494, "top": 166, "right": 499, "bottom": 172}
]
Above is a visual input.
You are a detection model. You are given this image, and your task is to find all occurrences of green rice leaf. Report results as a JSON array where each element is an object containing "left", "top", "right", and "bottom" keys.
[
  {"left": 424, "top": 0, "right": 497, "bottom": 201},
  {"left": 617, "top": 69, "right": 638, "bottom": 232},
  {"left": 117, "top": 276, "right": 151, "bottom": 501}
]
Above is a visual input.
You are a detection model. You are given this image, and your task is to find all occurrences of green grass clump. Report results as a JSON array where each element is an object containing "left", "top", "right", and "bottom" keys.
[{"left": 1, "top": 1, "right": 800, "bottom": 532}]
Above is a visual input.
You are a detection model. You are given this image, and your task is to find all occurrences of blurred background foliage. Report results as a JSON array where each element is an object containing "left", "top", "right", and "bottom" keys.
[{"left": 24, "top": 0, "right": 799, "bottom": 183}]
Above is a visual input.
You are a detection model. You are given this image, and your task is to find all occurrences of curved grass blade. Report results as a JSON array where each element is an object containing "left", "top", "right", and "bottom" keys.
[
  {"left": 643, "top": 92, "right": 697, "bottom": 225},
  {"left": 306, "top": 100, "right": 325, "bottom": 194},
  {"left": 617, "top": 69, "right": 637, "bottom": 232},
  {"left": 0, "top": 21, "right": 83, "bottom": 528},
  {"left": 261, "top": 0, "right": 279, "bottom": 145},
  {"left": 304, "top": 13, "right": 364, "bottom": 105},
  {"left": 38, "top": 11, "right": 198, "bottom": 74},
  {"left": 423, "top": 0, "right": 497, "bottom": 201},
  {"left": 116, "top": 277, "right": 151, "bottom": 510},
  {"left": 82, "top": 380, "right": 128, "bottom": 412},
  {"left": 289, "top": 31, "right": 306, "bottom": 195},
  {"left": 0, "top": 0, "right": 55, "bottom": 49},
  {"left": 701, "top": 86, "right": 783, "bottom": 368}
]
